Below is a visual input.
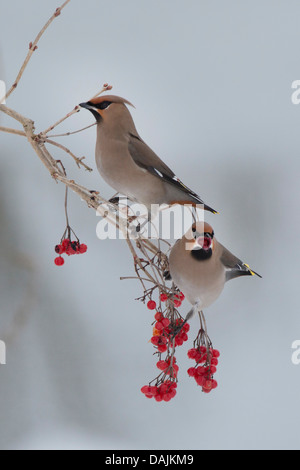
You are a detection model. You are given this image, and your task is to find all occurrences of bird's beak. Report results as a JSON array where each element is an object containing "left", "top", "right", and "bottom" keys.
[
  {"left": 79, "top": 102, "right": 101, "bottom": 121},
  {"left": 79, "top": 102, "right": 93, "bottom": 110}
]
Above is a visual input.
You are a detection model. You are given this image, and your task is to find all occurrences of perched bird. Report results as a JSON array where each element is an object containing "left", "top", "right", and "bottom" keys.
[
  {"left": 168, "top": 222, "right": 261, "bottom": 325},
  {"left": 79, "top": 95, "right": 217, "bottom": 214}
]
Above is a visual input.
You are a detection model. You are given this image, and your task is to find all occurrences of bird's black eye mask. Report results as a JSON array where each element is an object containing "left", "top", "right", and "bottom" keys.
[
  {"left": 89, "top": 101, "right": 111, "bottom": 109},
  {"left": 80, "top": 101, "right": 112, "bottom": 122},
  {"left": 86, "top": 101, "right": 112, "bottom": 111},
  {"left": 192, "top": 227, "right": 215, "bottom": 240}
]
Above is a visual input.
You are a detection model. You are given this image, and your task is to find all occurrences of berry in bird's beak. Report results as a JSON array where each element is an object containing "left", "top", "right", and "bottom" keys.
[{"left": 196, "top": 236, "right": 212, "bottom": 251}]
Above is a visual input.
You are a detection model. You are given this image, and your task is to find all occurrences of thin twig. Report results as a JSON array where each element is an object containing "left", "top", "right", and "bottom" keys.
[
  {"left": 120, "top": 276, "right": 157, "bottom": 284},
  {"left": 40, "top": 83, "right": 113, "bottom": 136},
  {"left": 0, "top": 0, "right": 72, "bottom": 104},
  {"left": 46, "top": 139, "right": 93, "bottom": 171},
  {"left": 41, "top": 106, "right": 81, "bottom": 136},
  {"left": 90, "top": 83, "right": 113, "bottom": 100},
  {"left": 46, "top": 122, "right": 96, "bottom": 138}
]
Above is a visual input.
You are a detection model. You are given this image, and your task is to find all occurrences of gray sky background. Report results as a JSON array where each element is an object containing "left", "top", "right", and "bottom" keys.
[{"left": 0, "top": 0, "right": 299, "bottom": 450}]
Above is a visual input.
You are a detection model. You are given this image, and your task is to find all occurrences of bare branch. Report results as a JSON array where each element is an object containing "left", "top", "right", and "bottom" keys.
[
  {"left": 46, "top": 139, "right": 93, "bottom": 172},
  {"left": 0, "top": 126, "right": 26, "bottom": 137},
  {"left": 0, "top": 0, "right": 72, "bottom": 104},
  {"left": 40, "top": 83, "right": 113, "bottom": 137},
  {"left": 0, "top": 2, "right": 219, "bottom": 401},
  {"left": 46, "top": 122, "right": 96, "bottom": 138},
  {"left": 41, "top": 106, "right": 81, "bottom": 136}
]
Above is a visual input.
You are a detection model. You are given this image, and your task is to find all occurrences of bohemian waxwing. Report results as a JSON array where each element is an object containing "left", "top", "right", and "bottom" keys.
[
  {"left": 79, "top": 96, "right": 217, "bottom": 214},
  {"left": 168, "top": 222, "right": 261, "bottom": 325}
]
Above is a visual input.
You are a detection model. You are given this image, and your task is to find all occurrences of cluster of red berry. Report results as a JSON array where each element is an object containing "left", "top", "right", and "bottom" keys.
[
  {"left": 54, "top": 238, "right": 88, "bottom": 266},
  {"left": 141, "top": 380, "right": 177, "bottom": 402},
  {"left": 187, "top": 347, "right": 220, "bottom": 394},
  {"left": 149, "top": 309, "right": 190, "bottom": 352},
  {"left": 141, "top": 295, "right": 191, "bottom": 402},
  {"left": 142, "top": 293, "right": 221, "bottom": 402}
]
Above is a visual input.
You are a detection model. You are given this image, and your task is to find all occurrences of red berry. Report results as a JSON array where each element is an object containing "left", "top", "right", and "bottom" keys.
[
  {"left": 212, "top": 349, "right": 220, "bottom": 358},
  {"left": 157, "top": 360, "right": 168, "bottom": 371},
  {"left": 154, "top": 394, "right": 163, "bottom": 402},
  {"left": 79, "top": 243, "right": 88, "bottom": 254},
  {"left": 147, "top": 300, "right": 156, "bottom": 310},
  {"left": 187, "top": 348, "right": 197, "bottom": 359},
  {"left": 161, "top": 318, "right": 170, "bottom": 328},
  {"left": 195, "top": 375, "right": 206, "bottom": 386},
  {"left": 181, "top": 332, "right": 188, "bottom": 342},
  {"left": 155, "top": 321, "right": 164, "bottom": 331},
  {"left": 66, "top": 243, "right": 77, "bottom": 256},
  {"left": 204, "top": 380, "right": 213, "bottom": 390},
  {"left": 160, "top": 383, "right": 169, "bottom": 394},
  {"left": 200, "top": 354, "right": 207, "bottom": 363},
  {"left": 154, "top": 312, "right": 163, "bottom": 321},
  {"left": 54, "top": 257, "right": 64, "bottom": 266},
  {"left": 62, "top": 239, "right": 70, "bottom": 250},
  {"left": 157, "top": 344, "right": 167, "bottom": 353},
  {"left": 175, "top": 337, "right": 184, "bottom": 346},
  {"left": 160, "top": 293, "right": 168, "bottom": 302},
  {"left": 55, "top": 244, "right": 64, "bottom": 254},
  {"left": 179, "top": 292, "right": 185, "bottom": 301},
  {"left": 187, "top": 367, "right": 195, "bottom": 377},
  {"left": 211, "top": 358, "right": 219, "bottom": 366},
  {"left": 195, "top": 366, "right": 205, "bottom": 376},
  {"left": 151, "top": 336, "right": 159, "bottom": 346},
  {"left": 163, "top": 393, "right": 172, "bottom": 402},
  {"left": 141, "top": 385, "right": 151, "bottom": 394},
  {"left": 212, "top": 380, "right": 218, "bottom": 389},
  {"left": 158, "top": 336, "right": 168, "bottom": 345}
]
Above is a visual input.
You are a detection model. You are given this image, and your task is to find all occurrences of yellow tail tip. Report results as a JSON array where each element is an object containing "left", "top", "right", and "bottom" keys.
[{"left": 244, "top": 263, "right": 262, "bottom": 278}]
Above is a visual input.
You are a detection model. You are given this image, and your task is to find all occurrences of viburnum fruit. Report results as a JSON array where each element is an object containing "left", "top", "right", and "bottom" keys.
[
  {"left": 142, "top": 295, "right": 221, "bottom": 403},
  {"left": 187, "top": 346, "right": 220, "bottom": 394},
  {"left": 141, "top": 380, "right": 177, "bottom": 402},
  {"left": 54, "top": 236, "right": 88, "bottom": 266},
  {"left": 156, "top": 356, "right": 179, "bottom": 377},
  {"left": 150, "top": 314, "right": 189, "bottom": 353},
  {"left": 147, "top": 300, "right": 157, "bottom": 310},
  {"left": 54, "top": 256, "right": 65, "bottom": 266},
  {"left": 160, "top": 291, "right": 185, "bottom": 306},
  {"left": 160, "top": 293, "right": 168, "bottom": 302}
]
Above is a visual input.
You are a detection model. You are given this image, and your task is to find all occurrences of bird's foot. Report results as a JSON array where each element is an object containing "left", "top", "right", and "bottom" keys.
[{"left": 109, "top": 196, "right": 120, "bottom": 205}]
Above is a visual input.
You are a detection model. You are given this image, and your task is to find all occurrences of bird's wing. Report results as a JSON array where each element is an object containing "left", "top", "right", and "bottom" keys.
[
  {"left": 128, "top": 133, "right": 216, "bottom": 212},
  {"left": 220, "top": 243, "right": 262, "bottom": 281}
]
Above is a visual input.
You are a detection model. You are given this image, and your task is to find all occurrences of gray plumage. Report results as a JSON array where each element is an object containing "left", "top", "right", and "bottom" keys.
[
  {"left": 169, "top": 222, "right": 261, "bottom": 310},
  {"left": 80, "top": 95, "right": 216, "bottom": 213}
]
